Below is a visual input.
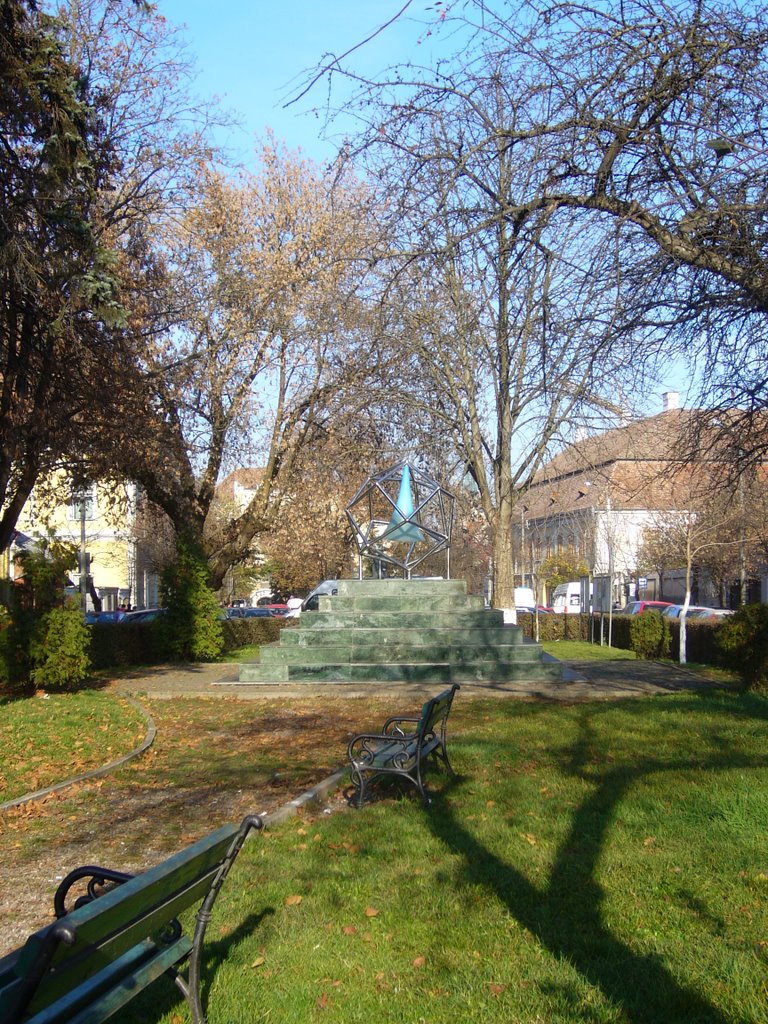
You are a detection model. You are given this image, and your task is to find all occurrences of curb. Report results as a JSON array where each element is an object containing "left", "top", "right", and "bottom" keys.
[
  {"left": 0, "top": 696, "right": 156, "bottom": 813},
  {"left": 259, "top": 767, "right": 349, "bottom": 828}
]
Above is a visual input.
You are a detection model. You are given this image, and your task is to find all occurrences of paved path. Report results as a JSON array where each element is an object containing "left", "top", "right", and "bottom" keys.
[{"left": 106, "top": 657, "right": 726, "bottom": 701}]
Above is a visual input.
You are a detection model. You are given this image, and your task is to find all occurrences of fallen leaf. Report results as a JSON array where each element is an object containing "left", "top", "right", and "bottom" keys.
[
  {"left": 486, "top": 799, "right": 496, "bottom": 808},
  {"left": 285, "top": 894, "right": 303, "bottom": 906},
  {"left": 364, "top": 906, "right": 379, "bottom": 917},
  {"left": 489, "top": 983, "right": 506, "bottom": 996},
  {"left": 342, "top": 925, "right": 357, "bottom": 935},
  {"left": 251, "top": 956, "right": 266, "bottom": 968},
  {"left": 413, "top": 956, "right": 426, "bottom": 968},
  {"left": 316, "top": 992, "right": 330, "bottom": 1009}
]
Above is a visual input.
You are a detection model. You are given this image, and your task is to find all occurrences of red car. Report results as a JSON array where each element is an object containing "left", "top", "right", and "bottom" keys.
[{"left": 619, "top": 600, "right": 673, "bottom": 614}]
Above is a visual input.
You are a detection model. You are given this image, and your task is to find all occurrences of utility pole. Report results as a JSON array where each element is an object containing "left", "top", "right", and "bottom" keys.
[
  {"left": 79, "top": 491, "right": 88, "bottom": 615},
  {"left": 607, "top": 495, "right": 614, "bottom": 648}
]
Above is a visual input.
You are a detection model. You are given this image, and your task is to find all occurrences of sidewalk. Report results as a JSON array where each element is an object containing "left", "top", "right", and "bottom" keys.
[{"left": 106, "top": 656, "right": 726, "bottom": 701}]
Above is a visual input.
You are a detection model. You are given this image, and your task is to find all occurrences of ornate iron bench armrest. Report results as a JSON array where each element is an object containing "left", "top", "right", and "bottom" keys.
[
  {"left": 381, "top": 715, "right": 420, "bottom": 737},
  {"left": 54, "top": 865, "right": 134, "bottom": 918},
  {"left": 347, "top": 732, "right": 414, "bottom": 764}
]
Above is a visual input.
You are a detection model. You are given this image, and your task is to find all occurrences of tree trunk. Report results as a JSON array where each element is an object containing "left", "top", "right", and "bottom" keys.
[{"left": 492, "top": 501, "right": 515, "bottom": 609}]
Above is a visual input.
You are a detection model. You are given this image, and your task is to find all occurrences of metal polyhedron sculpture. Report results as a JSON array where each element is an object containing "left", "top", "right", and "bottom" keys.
[{"left": 345, "top": 462, "right": 455, "bottom": 577}]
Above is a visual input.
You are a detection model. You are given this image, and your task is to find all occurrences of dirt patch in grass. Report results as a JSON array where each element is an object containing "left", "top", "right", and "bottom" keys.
[{"left": 0, "top": 695, "right": 400, "bottom": 956}]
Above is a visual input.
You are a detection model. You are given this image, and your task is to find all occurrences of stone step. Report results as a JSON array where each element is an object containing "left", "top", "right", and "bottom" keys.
[
  {"left": 237, "top": 577, "right": 562, "bottom": 687},
  {"left": 335, "top": 579, "right": 467, "bottom": 599},
  {"left": 239, "top": 659, "right": 562, "bottom": 684},
  {"left": 304, "top": 609, "right": 505, "bottom": 629},
  {"left": 326, "top": 593, "right": 482, "bottom": 612},
  {"left": 241, "top": 662, "right": 450, "bottom": 683},
  {"left": 279, "top": 626, "right": 524, "bottom": 647},
  {"left": 451, "top": 660, "right": 563, "bottom": 683},
  {"left": 258, "top": 641, "right": 544, "bottom": 666}
]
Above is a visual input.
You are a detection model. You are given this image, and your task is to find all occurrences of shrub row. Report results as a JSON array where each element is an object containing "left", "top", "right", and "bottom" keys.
[
  {"left": 516, "top": 612, "right": 591, "bottom": 642},
  {"left": 517, "top": 610, "right": 725, "bottom": 664},
  {"left": 88, "top": 616, "right": 290, "bottom": 670}
]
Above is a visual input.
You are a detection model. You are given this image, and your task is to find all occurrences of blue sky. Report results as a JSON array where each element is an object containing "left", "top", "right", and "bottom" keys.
[{"left": 158, "top": 1, "right": 432, "bottom": 165}]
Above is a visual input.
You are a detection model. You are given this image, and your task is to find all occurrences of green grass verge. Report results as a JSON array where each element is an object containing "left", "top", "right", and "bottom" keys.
[
  {"left": 111, "top": 690, "right": 768, "bottom": 1024},
  {"left": 217, "top": 644, "right": 261, "bottom": 663},
  {"left": 0, "top": 691, "right": 146, "bottom": 804},
  {"left": 541, "top": 639, "right": 638, "bottom": 661}
]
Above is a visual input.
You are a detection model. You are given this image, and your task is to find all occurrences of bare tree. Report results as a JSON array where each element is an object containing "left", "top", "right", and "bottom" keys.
[
  {"left": 330, "top": 52, "right": 637, "bottom": 608},
  {"left": 638, "top": 475, "right": 763, "bottom": 662},
  {"left": 300, "top": 0, "right": 768, "bottom": 472}
]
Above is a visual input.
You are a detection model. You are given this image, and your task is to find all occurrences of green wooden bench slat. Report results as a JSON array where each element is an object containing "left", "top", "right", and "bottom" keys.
[
  {"left": 4, "top": 815, "right": 262, "bottom": 1024},
  {"left": 28, "top": 868, "right": 219, "bottom": 1013},
  {"left": 20, "top": 827, "right": 239, "bottom": 1014},
  {"left": 23, "top": 937, "right": 192, "bottom": 1024}
]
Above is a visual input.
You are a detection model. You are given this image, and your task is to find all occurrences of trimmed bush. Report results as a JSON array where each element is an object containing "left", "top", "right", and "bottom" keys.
[
  {"left": 29, "top": 600, "right": 91, "bottom": 690},
  {"left": 716, "top": 603, "right": 768, "bottom": 689},
  {"left": 629, "top": 609, "right": 670, "bottom": 660},
  {"left": 87, "top": 616, "right": 292, "bottom": 670}
]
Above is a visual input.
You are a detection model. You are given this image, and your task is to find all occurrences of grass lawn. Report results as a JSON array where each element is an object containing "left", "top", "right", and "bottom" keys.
[
  {"left": 541, "top": 639, "right": 638, "bottom": 661},
  {"left": 0, "top": 690, "right": 146, "bottom": 804},
  {"left": 99, "top": 689, "right": 768, "bottom": 1024},
  {"left": 542, "top": 639, "right": 742, "bottom": 687}
]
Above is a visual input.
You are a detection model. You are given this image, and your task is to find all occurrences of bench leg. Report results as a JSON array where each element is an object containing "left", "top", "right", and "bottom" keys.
[
  {"left": 349, "top": 764, "right": 368, "bottom": 808},
  {"left": 434, "top": 742, "right": 455, "bottom": 777}
]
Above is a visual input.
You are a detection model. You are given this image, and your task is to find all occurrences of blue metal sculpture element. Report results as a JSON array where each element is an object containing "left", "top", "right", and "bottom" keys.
[
  {"left": 345, "top": 462, "right": 456, "bottom": 577},
  {"left": 385, "top": 465, "right": 425, "bottom": 543}
]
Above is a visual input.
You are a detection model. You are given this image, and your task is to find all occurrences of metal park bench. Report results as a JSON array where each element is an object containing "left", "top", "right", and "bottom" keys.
[
  {"left": 0, "top": 814, "right": 262, "bottom": 1024},
  {"left": 347, "top": 685, "right": 460, "bottom": 807}
]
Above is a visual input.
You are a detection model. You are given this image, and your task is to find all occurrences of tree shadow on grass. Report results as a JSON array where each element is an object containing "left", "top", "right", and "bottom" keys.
[{"left": 428, "top": 697, "right": 768, "bottom": 1024}]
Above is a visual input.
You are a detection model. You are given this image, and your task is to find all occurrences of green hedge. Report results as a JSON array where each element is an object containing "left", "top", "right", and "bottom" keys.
[
  {"left": 88, "top": 616, "right": 292, "bottom": 670},
  {"left": 516, "top": 612, "right": 591, "bottom": 641},
  {"left": 220, "top": 617, "right": 290, "bottom": 652},
  {"left": 517, "top": 610, "right": 725, "bottom": 665}
]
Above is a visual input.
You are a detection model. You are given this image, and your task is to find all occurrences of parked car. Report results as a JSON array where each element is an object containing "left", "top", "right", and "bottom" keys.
[
  {"left": 686, "top": 607, "right": 735, "bottom": 620},
  {"left": 551, "top": 581, "right": 591, "bottom": 614},
  {"left": 85, "top": 609, "right": 126, "bottom": 624},
  {"left": 661, "top": 604, "right": 711, "bottom": 618},
  {"left": 285, "top": 580, "right": 341, "bottom": 618},
  {"left": 227, "top": 606, "right": 285, "bottom": 619},
  {"left": 121, "top": 608, "right": 166, "bottom": 624},
  {"left": 262, "top": 603, "right": 289, "bottom": 616},
  {"left": 618, "top": 600, "right": 673, "bottom": 614}
]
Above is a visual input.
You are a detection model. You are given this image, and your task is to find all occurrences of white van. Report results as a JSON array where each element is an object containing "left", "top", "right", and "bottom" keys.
[
  {"left": 552, "top": 581, "right": 586, "bottom": 614},
  {"left": 285, "top": 580, "right": 340, "bottom": 618},
  {"left": 513, "top": 587, "right": 536, "bottom": 610}
]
